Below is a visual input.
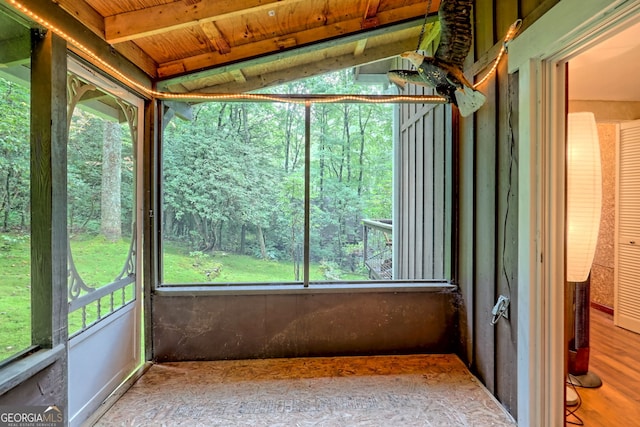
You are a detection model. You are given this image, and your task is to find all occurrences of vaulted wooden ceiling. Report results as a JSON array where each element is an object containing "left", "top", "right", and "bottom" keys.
[{"left": 16, "top": 0, "right": 440, "bottom": 94}]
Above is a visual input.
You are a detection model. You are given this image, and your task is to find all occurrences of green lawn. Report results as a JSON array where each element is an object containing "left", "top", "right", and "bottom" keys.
[
  {"left": 0, "top": 233, "right": 31, "bottom": 362},
  {"left": 1, "top": 233, "right": 368, "bottom": 361}
]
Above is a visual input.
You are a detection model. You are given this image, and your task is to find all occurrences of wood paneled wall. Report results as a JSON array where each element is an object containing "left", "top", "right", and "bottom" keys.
[
  {"left": 392, "top": 0, "right": 561, "bottom": 419},
  {"left": 394, "top": 60, "right": 453, "bottom": 280},
  {"left": 459, "top": 0, "right": 559, "bottom": 418}
]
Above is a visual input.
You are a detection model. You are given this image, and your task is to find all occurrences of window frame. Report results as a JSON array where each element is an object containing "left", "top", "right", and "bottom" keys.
[
  {"left": 0, "top": 27, "right": 68, "bottom": 396},
  {"left": 155, "top": 94, "right": 455, "bottom": 290}
]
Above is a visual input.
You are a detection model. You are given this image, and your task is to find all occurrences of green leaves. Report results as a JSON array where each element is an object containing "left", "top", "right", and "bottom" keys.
[{"left": 159, "top": 71, "right": 394, "bottom": 279}]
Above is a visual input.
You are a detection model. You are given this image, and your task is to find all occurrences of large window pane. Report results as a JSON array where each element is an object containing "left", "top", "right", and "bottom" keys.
[
  {"left": 160, "top": 71, "right": 450, "bottom": 286},
  {"left": 0, "top": 13, "right": 31, "bottom": 362},
  {"left": 162, "top": 101, "right": 305, "bottom": 283},
  {"left": 309, "top": 102, "right": 393, "bottom": 281}
]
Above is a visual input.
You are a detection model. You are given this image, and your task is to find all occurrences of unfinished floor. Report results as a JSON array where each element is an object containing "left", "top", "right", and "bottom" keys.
[{"left": 92, "top": 354, "right": 515, "bottom": 426}]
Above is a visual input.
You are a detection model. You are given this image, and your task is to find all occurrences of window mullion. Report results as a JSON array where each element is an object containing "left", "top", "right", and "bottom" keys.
[{"left": 303, "top": 102, "right": 311, "bottom": 287}]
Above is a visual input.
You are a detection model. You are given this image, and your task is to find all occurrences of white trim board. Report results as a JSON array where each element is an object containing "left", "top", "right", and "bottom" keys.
[{"left": 507, "top": 1, "right": 640, "bottom": 426}]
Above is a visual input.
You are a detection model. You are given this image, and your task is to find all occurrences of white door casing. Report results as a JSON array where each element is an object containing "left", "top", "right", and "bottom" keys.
[{"left": 508, "top": 1, "right": 640, "bottom": 426}]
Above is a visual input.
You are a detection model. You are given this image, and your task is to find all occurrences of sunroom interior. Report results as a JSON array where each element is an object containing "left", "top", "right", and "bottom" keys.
[{"left": 2, "top": 0, "right": 639, "bottom": 426}]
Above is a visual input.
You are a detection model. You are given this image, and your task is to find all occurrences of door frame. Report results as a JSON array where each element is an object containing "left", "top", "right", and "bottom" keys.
[
  {"left": 508, "top": 1, "right": 640, "bottom": 426},
  {"left": 66, "top": 56, "right": 144, "bottom": 426}
]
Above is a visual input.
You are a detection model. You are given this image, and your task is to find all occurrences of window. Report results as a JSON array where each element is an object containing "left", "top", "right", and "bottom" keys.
[
  {"left": 0, "top": 12, "right": 32, "bottom": 363},
  {"left": 160, "top": 70, "right": 451, "bottom": 286}
]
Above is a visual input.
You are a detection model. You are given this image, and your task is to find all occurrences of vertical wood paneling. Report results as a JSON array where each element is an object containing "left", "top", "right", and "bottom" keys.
[
  {"left": 433, "top": 105, "right": 445, "bottom": 278},
  {"left": 495, "top": 61, "right": 519, "bottom": 416},
  {"left": 458, "top": 112, "right": 475, "bottom": 364},
  {"left": 474, "top": 0, "right": 495, "bottom": 58},
  {"left": 496, "top": 0, "right": 519, "bottom": 41},
  {"left": 520, "top": 0, "right": 541, "bottom": 18},
  {"left": 416, "top": 116, "right": 425, "bottom": 278},
  {"left": 421, "top": 113, "right": 441, "bottom": 277},
  {"left": 444, "top": 106, "right": 454, "bottom": 279},
  {"left": 400, "top": 126, "right": 409, "bottom": 278},
  {"left": 473, "top": 67, "right": 498, "bottom": 393},
  {"left": 408, "top": 123, "right": 416, "bottom": 276},
  {"left": 396, "top": 86, "right": 449, "bottom": 280}
]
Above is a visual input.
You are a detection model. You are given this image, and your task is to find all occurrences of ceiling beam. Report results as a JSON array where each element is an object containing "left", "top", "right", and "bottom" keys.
[
  {"left": 156, "top": 3, "right": 433, "bottom": 80},
  {"left": 104, "top": 0, "right": 308, "bottom": 44},
  {"left": 53, "top": 0, "right": 158, "bottom": 77},
  {"left": 1, "top": 0, "right": 155, "bottom": 89},
  {"left": 188, "top": 37, "right": 418, "bottom": 94},
  {"left": 362, "top": 0, "right": 381, "bottom": 28},
  {"left": 199, "top": 21, "right": 230, "bottom": 54}
]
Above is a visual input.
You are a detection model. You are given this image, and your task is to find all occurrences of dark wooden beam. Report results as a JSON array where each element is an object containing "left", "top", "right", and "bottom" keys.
[
  {"left": 30, "top": 28, "right": 68, "bottom": 348},
  {"left": 29, "top": 30, "right": 69, "bottom": 420}
]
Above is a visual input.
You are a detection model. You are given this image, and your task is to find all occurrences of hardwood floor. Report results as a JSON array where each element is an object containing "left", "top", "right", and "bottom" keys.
[{"left": 568, "top": 309, "right": 640, "bottom": 426}]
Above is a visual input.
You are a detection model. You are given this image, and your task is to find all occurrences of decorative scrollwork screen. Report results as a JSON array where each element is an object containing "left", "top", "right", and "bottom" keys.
[{"left": 66, "top": 72, "right": 138, "bottom": 337}]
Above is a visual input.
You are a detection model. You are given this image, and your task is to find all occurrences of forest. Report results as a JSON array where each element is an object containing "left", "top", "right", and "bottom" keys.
[
  {"left": 162, "top": 70, "right": 394, "bottom": 282},
  {"left": 0, "top": 69, "right": 395, "bottom": 285}
]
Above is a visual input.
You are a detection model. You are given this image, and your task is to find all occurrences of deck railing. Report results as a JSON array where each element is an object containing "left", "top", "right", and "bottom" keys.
[{"left": 362, "top": 219, "right": 392, "bottom": 280}]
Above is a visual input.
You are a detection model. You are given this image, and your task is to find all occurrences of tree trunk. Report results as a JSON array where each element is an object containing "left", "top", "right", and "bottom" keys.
[
  {"left": 257, "top": 225, "right": 267, "bottom": 259},
  {"left": 101, "top": 121, "right": 122, "bottom": 242}
]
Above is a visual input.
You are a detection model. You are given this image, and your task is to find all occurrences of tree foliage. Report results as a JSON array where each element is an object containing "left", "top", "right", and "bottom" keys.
[
  {"left": 0, "top": 70, "right": 394, "bottom": 282},
  {"left": 0, "top": 77, "right": 30, "bottom": 231},
  {"left": 162, "top": 70, "right": 393, "bottom": 278}
]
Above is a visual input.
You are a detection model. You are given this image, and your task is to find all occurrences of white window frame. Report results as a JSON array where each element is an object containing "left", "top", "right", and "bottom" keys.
[{"left": 508, "top": 1, "right": 640, "bottom": 425}]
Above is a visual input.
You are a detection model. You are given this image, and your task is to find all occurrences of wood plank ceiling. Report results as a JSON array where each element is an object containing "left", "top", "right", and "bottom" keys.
[{"left": 52, "top": 0, "right": 439, "bottom": 94}]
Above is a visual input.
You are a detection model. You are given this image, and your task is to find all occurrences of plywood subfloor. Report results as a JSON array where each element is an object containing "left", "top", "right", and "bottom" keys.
[{"left": 93, "top": 354, "right": 516, "bottom": 426}]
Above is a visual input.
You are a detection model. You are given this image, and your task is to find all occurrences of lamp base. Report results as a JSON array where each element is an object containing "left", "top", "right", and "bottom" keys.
[
  {"left": 566, "top": 385, "right": 579, "bottom": 406},
  {"left": 568, "top": 371, "right": 603, "bottom": 388}
]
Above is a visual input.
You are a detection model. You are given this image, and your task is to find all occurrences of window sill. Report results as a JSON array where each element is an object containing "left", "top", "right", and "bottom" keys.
[
  {"left": 155, "top": 281, "right": 456, "bottom": 296},
  {"left": 0, "top": 344, "right": 65, "bottom": 396}
]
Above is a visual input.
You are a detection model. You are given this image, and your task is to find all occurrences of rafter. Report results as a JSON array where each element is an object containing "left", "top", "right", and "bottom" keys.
[
  {"left": 362, "top": 0, "right": 381, "bottom": 28},
  {"left": 104, "top": 0, "right": 308, "bottom": 44},
  {"left": 156, "top": 3, "right": 431, "bottom": 79},
  {"left": 354, "top": 39, "right": 368, "bottom": 56},
  {"left": 199, "top": 21, "right": 230, "bottom": 54}
]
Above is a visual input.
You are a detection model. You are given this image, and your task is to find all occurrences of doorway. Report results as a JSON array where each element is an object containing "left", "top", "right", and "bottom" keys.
[
  {"left": 565, "top": 20, "right": 640, "bottom": 425},
  {"left": 508, "top": 0, "right": 640, "bottom": 425}
]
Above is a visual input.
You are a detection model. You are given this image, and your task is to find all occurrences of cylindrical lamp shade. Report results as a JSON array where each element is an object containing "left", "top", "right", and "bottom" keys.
[{"left": 566, "top": 112, "right": 602, "bottom": 283}]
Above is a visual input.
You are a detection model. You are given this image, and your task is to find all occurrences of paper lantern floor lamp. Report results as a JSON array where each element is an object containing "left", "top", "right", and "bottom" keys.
[{"left": 566, "top": 111, "right": 603, "bottom": 389}]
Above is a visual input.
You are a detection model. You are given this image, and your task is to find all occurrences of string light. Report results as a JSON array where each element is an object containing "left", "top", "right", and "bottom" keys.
[
  {"left": 474, "top": 19, "right": 523, "bottom": 88},
  {"left": 9, "top": 1, "right": 519, "bottom": 104},
  {"left": 8, "top": 0, "right": 446, "bottom": 105}
]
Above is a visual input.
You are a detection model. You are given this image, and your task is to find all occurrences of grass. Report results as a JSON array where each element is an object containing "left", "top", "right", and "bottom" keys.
[
  {"left": 1, "top": 233, "right": 368, "bottom": 361},
  {"left": 0, "top": 233, "right": 31, "bottom": 361}
]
